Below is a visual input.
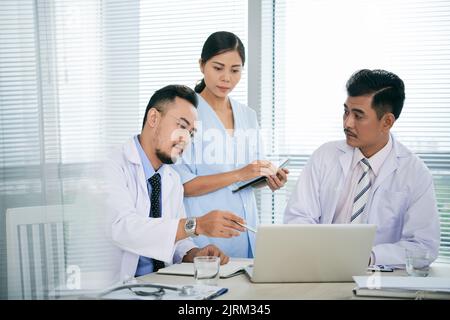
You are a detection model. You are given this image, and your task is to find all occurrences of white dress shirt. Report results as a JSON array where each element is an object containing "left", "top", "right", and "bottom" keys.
[{"left": 333, "top": 135, "right": 393, "bottom": 224}]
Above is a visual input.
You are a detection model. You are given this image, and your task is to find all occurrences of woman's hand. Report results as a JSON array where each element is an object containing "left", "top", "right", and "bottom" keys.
[
  {"left": 236, "top": 160, "right": 277, "bottom": 182},
  {"left": 266, "top": 168, "right": 289, "bottom": 191}
]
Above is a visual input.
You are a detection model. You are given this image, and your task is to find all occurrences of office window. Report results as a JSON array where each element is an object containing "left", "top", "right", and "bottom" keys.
[
  {"left": 258, "top": 0, "right": 450, "bottom": 262},
  {"left": 0, "top": 0, "right": 248, "bottom": 298}
]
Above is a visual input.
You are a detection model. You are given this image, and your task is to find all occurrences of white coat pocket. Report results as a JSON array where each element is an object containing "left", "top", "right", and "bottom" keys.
[{"left": 376, "top": 190, "right": 408, "bottom": 227}]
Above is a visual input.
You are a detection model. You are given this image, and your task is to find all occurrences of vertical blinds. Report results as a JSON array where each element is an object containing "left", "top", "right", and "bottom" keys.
[
  {"left": 0, "top": 0, "right": 248, "bottom": 298},
  {"left": 258, "top": 0, "right": 450, "bottom": 261}
]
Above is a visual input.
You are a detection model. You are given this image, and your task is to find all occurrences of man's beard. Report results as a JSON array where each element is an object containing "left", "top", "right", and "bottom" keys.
[{"left": 155, "top": 148, "right": 176, "bottom": 164}]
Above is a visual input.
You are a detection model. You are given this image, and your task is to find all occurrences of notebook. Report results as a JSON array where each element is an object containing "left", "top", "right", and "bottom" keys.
[
  {"left": 157, "top": 258, "right": 253, "bottom": 278},
  {"left": 232, "top": 158, "right": 289, "bottom": 193},
  {"left": 246, "top": 224, "right": 376, "bottom": 283}
]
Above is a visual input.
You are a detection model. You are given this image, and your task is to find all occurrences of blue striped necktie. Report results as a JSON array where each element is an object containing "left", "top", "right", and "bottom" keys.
[{"left": 351, "top": 158, "right": 371, "bottom": 223}]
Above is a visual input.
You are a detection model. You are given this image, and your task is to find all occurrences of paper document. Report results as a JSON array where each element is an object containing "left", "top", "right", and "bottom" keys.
[{"left": 157, "top": 258, "right": 253, "bottom": 278}]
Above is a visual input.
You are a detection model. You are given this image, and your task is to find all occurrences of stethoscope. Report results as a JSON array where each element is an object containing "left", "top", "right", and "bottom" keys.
[{"left": 97, "top": 283, "right": 195, "bottom": 299}]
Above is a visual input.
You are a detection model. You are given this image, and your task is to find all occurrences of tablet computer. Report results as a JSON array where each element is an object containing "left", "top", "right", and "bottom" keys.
[{"left": 232, "top": 158, "right": 289, "bottom": 193}]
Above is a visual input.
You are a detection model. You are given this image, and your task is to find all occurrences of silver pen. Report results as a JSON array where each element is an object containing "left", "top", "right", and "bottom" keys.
[{"left": 234, "top": 220, "right": 257, "bottom": 233}]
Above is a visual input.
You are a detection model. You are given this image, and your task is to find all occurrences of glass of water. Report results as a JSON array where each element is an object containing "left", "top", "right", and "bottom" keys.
[
  {"left": 193, "top": 256, "right": 220, "bottom": 285},
  {"left": 405, "top": 248, "right": 430, "bottom": 277}
]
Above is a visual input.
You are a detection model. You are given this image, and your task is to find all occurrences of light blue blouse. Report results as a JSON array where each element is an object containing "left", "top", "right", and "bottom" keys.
[{"left": 172, "top": 94, "right": 264, "bottom": 258}]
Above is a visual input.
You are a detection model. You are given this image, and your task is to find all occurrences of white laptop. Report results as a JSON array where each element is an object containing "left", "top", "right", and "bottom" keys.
[{"left": 245, "top": 224, "right": 376, "bottom": 283}]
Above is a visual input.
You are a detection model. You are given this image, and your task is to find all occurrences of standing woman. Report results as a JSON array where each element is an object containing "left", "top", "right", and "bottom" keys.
[{"left": 173, "top": 31, "right": 289, "bottom": 258}]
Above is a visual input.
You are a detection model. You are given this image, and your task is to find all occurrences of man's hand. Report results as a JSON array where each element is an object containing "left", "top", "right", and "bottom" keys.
[
  {"left": 196, "top": 210, "right": 246, "bottom": 238},
  {"left": 182, "top": 245, "right": 229, "bottom": 265}
]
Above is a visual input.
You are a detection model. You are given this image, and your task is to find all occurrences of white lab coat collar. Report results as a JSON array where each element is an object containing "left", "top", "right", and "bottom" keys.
[
  {"left": 371, "top": 134, "right": 410, "bottom": 191},
  {"left": 121, "top": 137, "right": 174, "bottom": 210},
  {"left": 337, "top": 141, "right": 353, "bottom": 179},
  {"left": 352, "top": 135, "right": 393, "bottom": 177},
  {"left": 122, "top": 138, "right": 147, "bottom": 203},
  {"left": 123, "top": 136, "right": 168, "bottom": 175},
  {"left": 337, "top": 133, "right": 411, "bottom": 191},
  {"left": 123, "top": 137, "right": 141, "bottom": 165}
]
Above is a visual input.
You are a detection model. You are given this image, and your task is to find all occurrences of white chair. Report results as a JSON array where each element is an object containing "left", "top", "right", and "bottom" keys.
[{"left": 6, "top": 205, "right": 68, "bottom": 299}]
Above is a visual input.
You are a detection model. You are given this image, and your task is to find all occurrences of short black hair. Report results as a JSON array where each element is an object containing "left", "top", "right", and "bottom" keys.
[
  {"left": 142, "top": 85, "right": 198, "bottom": 129},
  {"left": 346, "top": 69, "right": 405, "bottom": 119}
]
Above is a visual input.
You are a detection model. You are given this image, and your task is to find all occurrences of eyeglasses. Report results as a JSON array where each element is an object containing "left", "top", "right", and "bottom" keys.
[{"left": 166, "top": 114, "right": 196, "bottom": 138}]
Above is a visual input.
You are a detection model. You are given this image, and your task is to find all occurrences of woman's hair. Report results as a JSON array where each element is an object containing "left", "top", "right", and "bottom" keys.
[{"left": 195, "top": 31, "right": 245, "bottom": 93}]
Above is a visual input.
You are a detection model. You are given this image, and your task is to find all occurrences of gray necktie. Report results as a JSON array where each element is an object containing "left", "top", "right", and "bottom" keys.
[{"left": 351, "top": 158, "right": 371, "bottom": 223}]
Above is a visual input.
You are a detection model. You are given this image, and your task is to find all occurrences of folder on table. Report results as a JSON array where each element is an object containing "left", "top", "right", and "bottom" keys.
[{"left": 352, "top": 276, "right": 450, "bottom": 300}]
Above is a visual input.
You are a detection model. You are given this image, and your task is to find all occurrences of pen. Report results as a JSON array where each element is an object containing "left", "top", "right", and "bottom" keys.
[
  {"left": 207, "top": 287, "right": 228, "bottom": 300},
  {"left": 367, "top": 265, "right": 394, "bottom": 272},
  {"left": 234, "top": 220, "right": 257, "bottom": 233}
]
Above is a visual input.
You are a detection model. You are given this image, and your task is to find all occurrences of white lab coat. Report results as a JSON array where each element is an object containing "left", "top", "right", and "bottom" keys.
[
  {"left": 104, "top": 138, "right": 196, "bottom": 281},
  {"left": 284, "top": 135, "right": 440, "bottom": 266}
]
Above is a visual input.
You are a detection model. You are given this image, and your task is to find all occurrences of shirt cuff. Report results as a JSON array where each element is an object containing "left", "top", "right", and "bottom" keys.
[{"left": 173, "top": 238, "right": 197, "bottom": 264}]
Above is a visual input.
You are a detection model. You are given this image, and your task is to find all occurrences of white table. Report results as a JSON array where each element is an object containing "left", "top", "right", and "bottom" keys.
[{"left": 137, "top": 263, "right": 450, "bottom": 300}]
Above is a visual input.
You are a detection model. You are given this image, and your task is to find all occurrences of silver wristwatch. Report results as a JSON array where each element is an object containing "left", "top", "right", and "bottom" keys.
[{"left": 184, "top": 217, "right": 197, "bottom": 237}]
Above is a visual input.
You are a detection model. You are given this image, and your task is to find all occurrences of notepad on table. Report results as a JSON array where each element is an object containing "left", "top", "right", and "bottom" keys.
[{"left": 157, "top": 258, "right": 253, "bottom": 278}]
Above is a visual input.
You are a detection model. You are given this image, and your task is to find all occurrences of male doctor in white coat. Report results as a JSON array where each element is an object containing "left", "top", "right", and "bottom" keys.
[
  {"left": 105, "top": 85, "right": 246, "bottom": 281},
  {"left": 284, "top": 69, "right": 440, "bottom": 267}
]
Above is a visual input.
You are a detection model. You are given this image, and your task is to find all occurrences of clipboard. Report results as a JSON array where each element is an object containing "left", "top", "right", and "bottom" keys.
[{"left": 232, "top": 158, "right": 289, "bottom": 193}]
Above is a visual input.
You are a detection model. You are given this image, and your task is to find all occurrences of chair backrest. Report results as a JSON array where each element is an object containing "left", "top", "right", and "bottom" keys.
[{"left": 6, "top": 205, "right": 68, "bottom": 299}]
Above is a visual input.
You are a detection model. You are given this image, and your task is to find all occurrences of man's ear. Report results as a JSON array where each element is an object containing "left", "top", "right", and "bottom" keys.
[
  {"left": 146, "top": 108, "right": 160, "bottom": 128},
  {"left": 382, "top": 112, "right": 395, "bottom": 132}
]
